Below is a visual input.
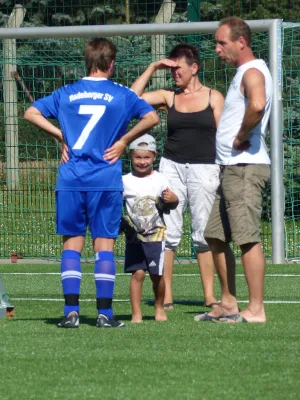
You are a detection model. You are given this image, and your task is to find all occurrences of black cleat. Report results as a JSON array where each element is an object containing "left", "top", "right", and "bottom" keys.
[
  {"left": 96, "top": 314, "right": 125, "bottom": 328},
  {"left": 57, "top": 312, "right": 79, "bottom": 328}
]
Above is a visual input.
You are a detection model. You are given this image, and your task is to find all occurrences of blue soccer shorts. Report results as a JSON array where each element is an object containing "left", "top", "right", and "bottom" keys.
[
  {"left": 124, "top": 240, "right": 165, "bottom": 276},
  {"left": 56, "top": 191, "right": 123, "bottom": 239}
]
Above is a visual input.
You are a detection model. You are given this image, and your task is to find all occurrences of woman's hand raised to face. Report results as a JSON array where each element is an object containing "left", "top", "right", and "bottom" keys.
[{"left": 151, "top": 58, "right": 178, "bottom": 71}]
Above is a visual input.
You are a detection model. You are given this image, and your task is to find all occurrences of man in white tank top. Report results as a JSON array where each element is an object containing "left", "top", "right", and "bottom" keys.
[{"left": 195, "top": 17, "right": 272, "bottom": 323}]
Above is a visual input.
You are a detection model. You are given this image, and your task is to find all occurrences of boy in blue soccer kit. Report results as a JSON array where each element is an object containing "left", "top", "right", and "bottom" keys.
[
  {"left": 121, "top": 134, "right": 178, "bottom": 323},
  {"left": 24, "top": 38, "right": 159, "bottom": 328}
]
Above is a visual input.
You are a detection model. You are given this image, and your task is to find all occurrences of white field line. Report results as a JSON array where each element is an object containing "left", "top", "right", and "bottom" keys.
[
  {"left": 1, "top": 273, "right": 300, "bottom": 277},
  {"left": 10, "top": 298, "right": 300, "bottom": 304}
]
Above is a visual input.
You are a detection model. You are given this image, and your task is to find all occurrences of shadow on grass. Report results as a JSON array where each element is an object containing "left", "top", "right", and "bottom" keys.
[
  {"left": 114, "top": 314, "right": 155, "bottom": 321},
  {"left": 144, "top": 299, "right": 206, "bottom": 307},
  {"left": 6, "top": 316, "right": 129, "bottom": 326},
  {"left": 42, "top": 315, "right": 136, "bottom": 325},
  {"left": 184, "top": 310, "right": 206, "bottom": 316},
  {"left": 6, "top": 316, "right": 65, "bottom": 325}
]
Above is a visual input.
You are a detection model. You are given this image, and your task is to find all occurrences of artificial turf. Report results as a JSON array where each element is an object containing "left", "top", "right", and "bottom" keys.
[{"left": 1, "top": 263, "right": 300, "bottom": 400}]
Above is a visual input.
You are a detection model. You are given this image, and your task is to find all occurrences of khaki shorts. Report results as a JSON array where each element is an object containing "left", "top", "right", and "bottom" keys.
[{"left": 204, "top": 164, "right": 270, "bottom": 246}]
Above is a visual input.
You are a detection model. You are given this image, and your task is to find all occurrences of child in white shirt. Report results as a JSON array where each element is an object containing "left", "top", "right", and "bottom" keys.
[{"left": 122, "top": 134, "right": 178, "bottom": 323}]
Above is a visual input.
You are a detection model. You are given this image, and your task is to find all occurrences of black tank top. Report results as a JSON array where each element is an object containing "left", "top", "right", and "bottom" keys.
[{"left": 163, "top": 90, "right": 216, "bottom": 164}]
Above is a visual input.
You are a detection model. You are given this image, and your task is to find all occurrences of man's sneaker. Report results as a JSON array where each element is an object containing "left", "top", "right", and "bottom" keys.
[
  {"left": 96, "top": 314, "right": 125, "bottom": 328},
  {"left": 57, "top": 312, "right": 79, "bottom": 328}
]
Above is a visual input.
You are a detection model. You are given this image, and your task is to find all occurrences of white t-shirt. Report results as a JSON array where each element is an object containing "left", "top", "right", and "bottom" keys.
[
  {"left": 216, "top": 59, "right": 273, "bottom": 165},
  {"left": 122, "top": 171, "right": 170, "bottom": 242}
]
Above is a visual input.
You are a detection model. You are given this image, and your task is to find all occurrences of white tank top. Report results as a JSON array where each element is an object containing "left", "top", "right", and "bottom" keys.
[{"left": 216, "top": 59, "right": 273, "bottom": 165}]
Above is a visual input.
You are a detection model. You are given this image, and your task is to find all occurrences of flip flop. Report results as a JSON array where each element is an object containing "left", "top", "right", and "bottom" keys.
[
  {"left": 204, "top": 302, "right": 220, "bottom": 308},
  {"left": 194, "top": 312, "right": 219, "bottom": 322},
  {"left": 214, "top": 314, "right": 248, "bottom": 323},
  {"left": 163, "top": 303, "right": 174, "bottom": 310}
]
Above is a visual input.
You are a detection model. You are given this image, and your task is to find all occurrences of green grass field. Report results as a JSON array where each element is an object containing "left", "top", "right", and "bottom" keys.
[{"left": 1, "top": 262, "right": 300, "bottom": 400}]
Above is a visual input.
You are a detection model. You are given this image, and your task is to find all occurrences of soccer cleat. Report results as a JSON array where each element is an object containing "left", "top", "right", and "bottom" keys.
[
  {"left": 57, "top": 312, "right": 79, "bottom": 328},
  {"left": 96, "top": 314, "right": 125, "bottom": 328}
]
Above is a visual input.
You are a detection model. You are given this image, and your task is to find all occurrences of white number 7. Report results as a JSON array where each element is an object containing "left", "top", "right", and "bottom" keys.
[{"left": 72, "top": 105, "right": 106, "bottom": 150}]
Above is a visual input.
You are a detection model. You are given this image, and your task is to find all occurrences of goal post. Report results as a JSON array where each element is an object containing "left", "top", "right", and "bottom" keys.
[{"left": 0, "top": 19, "right": 284, "bottom": 263}]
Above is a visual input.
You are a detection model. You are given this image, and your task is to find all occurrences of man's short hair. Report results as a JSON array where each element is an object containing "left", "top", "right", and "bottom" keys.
[
  {"left": 168, "top": 44, "right": 200, "bottom": 69},
  {"left": 85, "top": 38, "right": 117, "bottom": 74},
  {"left": 219, "top": 17, "right": 252, "bottom": 47}
]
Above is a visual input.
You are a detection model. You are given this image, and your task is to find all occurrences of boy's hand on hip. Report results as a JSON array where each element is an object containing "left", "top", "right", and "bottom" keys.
[
  {"left": 103, "top": 140, "right": 127, "bottom": 164},
  {"left": 60, "top": 143, "right": 69, "bottom": 164}
]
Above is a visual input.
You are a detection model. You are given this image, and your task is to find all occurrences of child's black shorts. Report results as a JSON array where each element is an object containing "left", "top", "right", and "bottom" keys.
[{"left": 124, "top": 240, "right": 165, "bottom": 276}]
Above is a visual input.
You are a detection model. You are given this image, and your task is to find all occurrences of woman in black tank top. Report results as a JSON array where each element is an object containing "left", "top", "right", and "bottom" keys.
[{"left": 131, "top": 44, "right": 225, "bottom": 312}]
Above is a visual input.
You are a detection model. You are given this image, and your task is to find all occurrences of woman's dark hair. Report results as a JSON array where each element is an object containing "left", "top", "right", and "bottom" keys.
[{"left": 168, "top": 44, "right": 200, "bottom": 68}]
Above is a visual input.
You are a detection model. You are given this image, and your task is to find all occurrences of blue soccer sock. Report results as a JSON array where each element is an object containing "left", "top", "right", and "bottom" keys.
[
  {"left": 94, "top": 251, "right": 116, "bottom": 319},
  {"left": 61, "top": 250, "right": 82, "bottom": 316}
]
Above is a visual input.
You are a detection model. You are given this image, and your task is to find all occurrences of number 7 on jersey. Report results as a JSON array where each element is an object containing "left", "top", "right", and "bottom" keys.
[{"left": 72, "top": 105, "right": 106, "bottom": 150}]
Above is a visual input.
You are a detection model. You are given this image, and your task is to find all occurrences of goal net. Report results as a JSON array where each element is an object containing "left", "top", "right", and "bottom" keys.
[{"left": 0, "top": 19, "right": 294, "bottom": 263}]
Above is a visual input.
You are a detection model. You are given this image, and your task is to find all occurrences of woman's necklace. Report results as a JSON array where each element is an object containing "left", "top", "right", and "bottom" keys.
[{"left": 183, "top": 84, "right": 203, "bottom": 95}]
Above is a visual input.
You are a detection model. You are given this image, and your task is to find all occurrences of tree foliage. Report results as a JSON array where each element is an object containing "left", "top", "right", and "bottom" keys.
[{"left": 1, "top": 0, "right": 300, "bottom": 28}]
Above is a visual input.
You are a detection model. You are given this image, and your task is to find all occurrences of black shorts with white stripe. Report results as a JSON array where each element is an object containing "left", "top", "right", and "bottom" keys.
[{"left": 124, "top": 240, "right": 165, "bottom": 276}]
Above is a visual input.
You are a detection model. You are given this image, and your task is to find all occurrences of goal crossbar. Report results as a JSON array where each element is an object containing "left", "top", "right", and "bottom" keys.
[{"left": 0, "top": 20, "right": 277, "bottom": 39}]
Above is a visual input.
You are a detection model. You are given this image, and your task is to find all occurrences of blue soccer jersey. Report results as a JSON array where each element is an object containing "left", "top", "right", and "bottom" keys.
[{"left": 33, "top": 77, "right": 154, "bottom": 191}]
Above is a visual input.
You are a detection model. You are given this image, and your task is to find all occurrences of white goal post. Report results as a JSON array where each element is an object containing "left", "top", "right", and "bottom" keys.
[{"left": 0, "top": 19, "right": 284, "bottom": 263}]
